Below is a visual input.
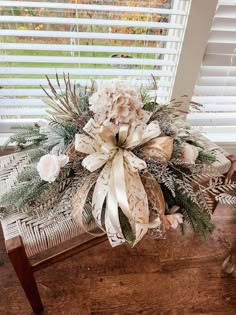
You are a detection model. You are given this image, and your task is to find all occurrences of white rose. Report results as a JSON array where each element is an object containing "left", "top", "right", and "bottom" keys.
[
  {"left": 182, "top": 143, "right": 199, "bottom": 164},
  {"left": 37, "top": 154, "right": 69, "bottom": 183}
]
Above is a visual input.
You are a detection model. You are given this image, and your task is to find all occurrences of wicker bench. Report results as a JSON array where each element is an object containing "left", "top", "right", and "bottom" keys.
[{"left": 0, "top": 141, "right": 235, "bottom": 314}]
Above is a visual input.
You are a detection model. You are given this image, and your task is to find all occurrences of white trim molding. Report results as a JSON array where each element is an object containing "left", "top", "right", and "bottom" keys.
[{"left": 170, "top": 0, "right": 218, "bottom": 104}]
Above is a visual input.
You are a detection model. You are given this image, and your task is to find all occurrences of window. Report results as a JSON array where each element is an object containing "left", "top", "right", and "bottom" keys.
[{"left": 0, "top": 0, "right": 191, "bottom": 144}]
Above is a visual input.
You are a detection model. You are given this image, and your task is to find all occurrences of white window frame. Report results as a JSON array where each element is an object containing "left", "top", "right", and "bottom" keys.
[
  {"left": 170, "top": 0, "right": 218, "bottom": 105},
  {"left": 171, "top": 0, "right": 236, "bottom": 154}
]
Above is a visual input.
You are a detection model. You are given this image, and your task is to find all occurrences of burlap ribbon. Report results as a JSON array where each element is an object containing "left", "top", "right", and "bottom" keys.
[{"left": 72, "top": 118, "right": 173, "bottom": 246}]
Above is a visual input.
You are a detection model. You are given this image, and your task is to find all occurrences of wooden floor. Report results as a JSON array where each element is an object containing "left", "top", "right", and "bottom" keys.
[{"left": 0, "top": 203, "right": 236, "bottom": 315}]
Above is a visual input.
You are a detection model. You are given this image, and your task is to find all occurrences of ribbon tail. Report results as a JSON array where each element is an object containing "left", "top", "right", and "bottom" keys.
[
  {"left": 124, "top": 163, "right": 149, "bottom": 225},
  {"left": 92, "top": 161, "right": 112, "bottom": 231},
  {"left": 105, "top": 162, "right": 126, "bottom": 247},
  {"left": 105, "top": 201, "right": 126, "bottom": 248},
  {"left": 124, "top": 163, "right": 150, "bottom": 246},
  {"left": 112, "top": 149, "right": 131, "bottom": 220},
  {"left": 112, "top": 149, "right": 150, "bottom": 245}
]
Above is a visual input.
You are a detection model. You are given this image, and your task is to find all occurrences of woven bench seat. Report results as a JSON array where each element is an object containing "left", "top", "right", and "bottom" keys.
[
  {"left": 0, "top": 151, "right": 94, "bottom": 257},
  {"left": 1, "top": 208, "right": 85, "bottom": 257},
  {"left": 0, "top": 139, "right": 231, "bottom": 257}
]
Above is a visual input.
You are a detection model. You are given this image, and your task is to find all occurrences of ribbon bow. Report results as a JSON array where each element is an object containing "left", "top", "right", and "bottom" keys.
[{"left": 72, "top": 118, "right": 173, "bottom": 247}]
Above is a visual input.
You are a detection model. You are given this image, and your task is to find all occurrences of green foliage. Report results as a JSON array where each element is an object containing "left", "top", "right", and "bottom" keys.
[
  {"left": 0, "top": 162, "right": 75, "bottom": 217},
  {"left": 49, "top": 119, "right": 77, "bottom": 144},
  {"left": 41, "top": 118, "right": 77, "bottom": 154},
  {"left": 179, "top": 223, "right": 186, "bottom": 236},
  {"left": 0, "top": 163, "right": 47, "bottom": 211},
  {"left": 1, "top": 175, "right": 48, "bottom": 210},
  {"left": 143, "top": 101, "right": 159, "bottom": 112},
  {"left": 175, "top": 191, "right": 215, "bottom": 238},
  {"left": 197, "top": 150, "right": 217, "bottom": 163},
  {"left": 4, "top": 125, "right": 46, "bottom": 149},
  {"left": 158, "top": 161, "right": 216, "bottom": 237},
  {"left": 27, "top": 147, "right": 48, "bottom": 162},
  {"left": 17, "top": 165, "right": 39, "bottom": 182},
  {"left": 187, "top": 140, "right": 205, "bottom": 150},
  {"left": 4, "top": 118, "right": 77, "bottom": 158}
]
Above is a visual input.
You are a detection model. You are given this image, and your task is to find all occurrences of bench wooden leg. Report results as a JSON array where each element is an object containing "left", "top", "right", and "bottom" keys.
[{"left": 5, "top": 236, "right": 43, "bottom": 314}]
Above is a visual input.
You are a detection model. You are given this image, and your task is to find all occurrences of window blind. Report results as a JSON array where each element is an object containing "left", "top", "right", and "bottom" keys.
[
  {"left": 188, "top": 0, "right": 236, "bottom": 149},
  {"left": 0, "top": 0, "right": 191, "bottom": 142}
]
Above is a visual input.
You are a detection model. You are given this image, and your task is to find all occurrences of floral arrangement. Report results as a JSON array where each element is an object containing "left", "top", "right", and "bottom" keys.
[{"left": 1, "top": 75, "right": 236, "bottom": 247}]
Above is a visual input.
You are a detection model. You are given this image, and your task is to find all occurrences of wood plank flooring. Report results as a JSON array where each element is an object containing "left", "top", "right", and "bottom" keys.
[{"left": 0, "top": 203, "right": 235, "bottom": 315}]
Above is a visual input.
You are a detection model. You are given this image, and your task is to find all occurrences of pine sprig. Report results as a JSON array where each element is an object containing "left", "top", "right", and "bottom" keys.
[
  {"left": 0, "top": 160, "right": 74, "bottom": 215},
  {"left": 176, "top": 192, "right": 215, "bottom": 238},
  {"left": 40, "top": 118, "right": 77, "bottom": 154},
  {"left": 1, "top": 176, "right": 48, "bottom": 210},
  {"left": 197, "top": 150, "right": 217, "bottom": 163},
  {"left": 26, "top": 147, "right": 48, "bottom": 162},
  {"left": 4, "top": 125, "right": 46, "bottom": 149},
  {"left": 5, "top": 118, "right": 77, "bottom": 157},
  {"left": 179, "top": 222, "right": 186, "bottom": 236},
  {"left": 17, "top": 165, "right": 39, "bottom": 182},
  {"left": 166, "top": 162, "right": 215, "bottom": 213},
  {"left": 187, "top": 140, "right": 205, "bottom": 150}
]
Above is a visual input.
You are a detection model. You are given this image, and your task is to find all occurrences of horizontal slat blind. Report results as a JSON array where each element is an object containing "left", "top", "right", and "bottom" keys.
[
  {"left": 1, "top": 43, "right": 179, "bottom": 54},
  {"left": 0, "top": 1, "right": 187, "bottom": 14},
  {"left": 0, "top": 0, "right": 190, "bottom": 138},
  {"left": 0, "top": 16, "right": 184, "bottom": 29},
  {"left": 189, "top": 0, "right": 236, "bottom": 148},
  {"left": 0, "top": 29, "right": 181, "bottom": 41},
  {"left": 0, "top": 67, "right": 173, "bottom": 76},
  {"left": 1, "top": 56, "right": 176, "bottom": 66}
]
